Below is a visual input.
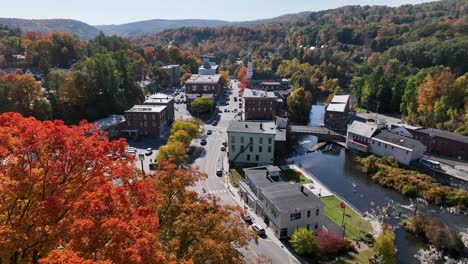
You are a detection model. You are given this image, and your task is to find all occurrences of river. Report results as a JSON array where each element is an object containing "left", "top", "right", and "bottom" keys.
[{"left": 286, "top": 105, "right": 468, "bottom": 263}]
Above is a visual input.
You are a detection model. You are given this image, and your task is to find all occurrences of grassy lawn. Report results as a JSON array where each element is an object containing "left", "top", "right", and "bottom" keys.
[
  {"left": 281, "top": 169, "right": 312, "bottom": 184},
  {"left": 229, "top": 169, "right": 243, "bottom": 187},
  {"left": 320, "top": 196, "right": 372, "bottom": 240},
  {"left": 343, "top": 250, "right": 373, "bottom": 264},
  {"left": 353, "top": 107, "right": 368, "bottom": 114}
]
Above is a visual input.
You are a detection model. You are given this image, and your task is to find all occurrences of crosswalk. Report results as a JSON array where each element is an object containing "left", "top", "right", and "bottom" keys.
[{"left": 208, "top": 189, "right": 227, "bottom": 194}]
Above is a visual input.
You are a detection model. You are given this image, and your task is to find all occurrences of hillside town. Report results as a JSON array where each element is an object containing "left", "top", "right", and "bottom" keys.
[{"left": 0, "top": 1, "right": 467, "bottom": 263}]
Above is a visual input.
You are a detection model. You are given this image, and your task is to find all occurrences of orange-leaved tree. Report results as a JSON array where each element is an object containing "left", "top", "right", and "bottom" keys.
[{"left": 0, "top": 113, "right": 252, "bottom": 264}]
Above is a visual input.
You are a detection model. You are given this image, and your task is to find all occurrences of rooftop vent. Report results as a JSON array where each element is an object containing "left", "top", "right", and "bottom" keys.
[{"left": 245, "top": 124, "right": 248, "bottom": 128}]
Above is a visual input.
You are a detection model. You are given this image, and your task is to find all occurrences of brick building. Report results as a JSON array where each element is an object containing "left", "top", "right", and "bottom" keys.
[
  {"left": 185, "top": 74, "right": 221, "bottom": 111},
  {"left": 324, "top": 94, "right": 351, "bottom": 131},
  {"left": 412, "top": 128, "right": 468, "bottom": 161},
  {"left": 122, "top": 105, "right": 171, "bottom": 138},
  {"left": 243, "top": 89, "right": 278, "bottom": 121},
  {"left": 143, "top": 93, "right": 175, "bottom": 123}
]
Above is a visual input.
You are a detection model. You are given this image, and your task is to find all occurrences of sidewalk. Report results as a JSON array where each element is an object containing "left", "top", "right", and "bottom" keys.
[{"left": 223, "top": 170, "right": 301, "bottom": 264}]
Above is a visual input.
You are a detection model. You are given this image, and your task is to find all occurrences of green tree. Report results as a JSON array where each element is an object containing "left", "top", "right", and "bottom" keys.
[
  {"left": 287, "top": 87, "right": 312, "bottom": 124},
  {"left": 169, "top": 129, "right": 192, "bottom": 145},
  {"left": 191, "top": 97, "right": 214, "bottom": 114},
  {"left": 150, "top": 67, "right": 170, "bottom": 88},
  {"left": 373, "top": 227, "right": 396, "bottom": 264},
  {"left": 156, "top": 141, "right": 188, "bottom": 165},
  {"left": 170, "top": 120, "right": 200, "bottom": 138},
  {"left": 290, "top": 228, "right": 316, "bottom": 255}
]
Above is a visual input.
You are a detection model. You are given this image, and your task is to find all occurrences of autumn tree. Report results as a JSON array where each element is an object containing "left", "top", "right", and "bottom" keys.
[
  {"left": 0, "top": 73, "right": 46, "bottom": 116},
  {"left": 373, "top": 227, "right": 396, "bottom": 264},
  {"left": 219, "top": 70, "right": 230, "bottom": 87},
  {"left": 169, "top": 129, "right": 192, "bottom": 145},
  {"left": 287, "top": 87, "right": 312, "bottom": 124},
  {"left": 180, "top": 72, "right": 192, "bottom": 85},
  {"left": 170, "top": 120, "right": 200, "bottom": 138},
  {"left": 156, "top": 141, "right": 188, "bottom": 165},
  {"left": 290, "top": 228, "right": 316, "bottom": 255},
  {"left": 191, "top": 97, "right": 214, "bottom": 114}
]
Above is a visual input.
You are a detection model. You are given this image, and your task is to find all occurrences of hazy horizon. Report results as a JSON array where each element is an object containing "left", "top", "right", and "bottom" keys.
[{"left": 1, "top": 0, "right": 436, "bottom": 25}]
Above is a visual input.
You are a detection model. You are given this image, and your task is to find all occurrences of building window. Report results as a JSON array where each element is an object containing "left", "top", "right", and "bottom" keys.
[
  {"left": 249, "top": 146, "right": 253, "bottom": 152},
  {"left": 247, "top": 155, "right": 250, "bottom": 161},
  {"left": 191, "top": 86, "right": 196, "bottom": 92},
  {"left": 385, "top": 144, "right": 387, "bottom": 148},
  {"left": 231, "top": 145, "right": 235, "bottom": 151},
  {"left": 268, "top": 138, "right": 272, "bottom": 144},
  {"left": 307, "top": 210, "right": 311, "bottom": 217},
  {"left": 378, "top": 142, "right": 381, "bottom": 146},
  {"left": 259, "top": 146, "right": 262, "bottom": 152},
  {"left": 271, "top": 209, "right": 278, "bottom": 218},
  {"left": 314, "top": 223, "right": 318, "bottom": 230},
  {"left": 255, "top": 155, "right": 259, "bottom": 161},
  {"left": 250, "top": 137, "right": 253, "bottom": 143},
  {"left": 268, "top": 146, "right": 272, "bottom": 152},
  {"left": 231, "top": 136, "right": 235, "bottom": 143},
  {"left": 259, "top": 137, "right": 263, "bottom": 144},
  {"left": 290, "top": 212, "right": 301, "bottom": 221},
  {"left": 306, "top": 224, "right": 310, "bottom": 230},
  {"left": 316, "top": 209, "right": 320, "bottom": 216},
  {"left": 143, "top": 114, "right": 147, "bottom": 120}
]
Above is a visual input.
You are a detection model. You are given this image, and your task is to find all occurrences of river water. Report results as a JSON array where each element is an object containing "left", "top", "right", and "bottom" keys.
[{"left": 287, "top": 106, "right": 468, "bottom": 263}]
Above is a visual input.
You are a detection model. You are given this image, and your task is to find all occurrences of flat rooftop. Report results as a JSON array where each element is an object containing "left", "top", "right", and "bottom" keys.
[
  {"left": 145, "top": 93, "right": 173, "bottom": 104},
  {"left": 326, "top": 103, "right": 347, "bottom": 112},
  {"left": 125, "top": 105, "right": 167, "bottom": 113},
  {"left": 261, "top": 183, "right": 323, "bottom": 212},
  {"left": 373, "top": 130, "right": 425, "bottom": 150},
  {"left": 244, "top": 166, "right": 282, "bottom": 189},
  {"left": 260, "top": 81, "right": 282, "bottom": 86},
  {"left": 417, "top": 128, "right": 468, "bottom": 143},
  {"left": 93, "top": 115, "right": 125, "bottom": 130},
  {"left": 161, "top": 65, "right": 180, "bottom": 69},
  {"left": 243, "top": 89, "right": 277, "bottom": 98},
  {"left": 227, "top": 121, "right": 276, "bottom": 135},
  {"left": 185, "top": 74, "right": 221, "bottom": 84},
  {"left": 330, "top": 94, "right": 350, "bottom": 104}
]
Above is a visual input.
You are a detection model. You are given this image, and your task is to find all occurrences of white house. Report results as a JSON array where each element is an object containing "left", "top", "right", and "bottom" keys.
[
  {"left": 347, "top": 121, "right": 426, "bottom": 165},
  {"left": 227, "top": 121, "right": 276, "bottom": 165}
]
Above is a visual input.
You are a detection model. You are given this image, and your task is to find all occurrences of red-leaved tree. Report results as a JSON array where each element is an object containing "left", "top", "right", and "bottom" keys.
[{"left": 316, "top": 230, "right": 347, "bottom": 255}]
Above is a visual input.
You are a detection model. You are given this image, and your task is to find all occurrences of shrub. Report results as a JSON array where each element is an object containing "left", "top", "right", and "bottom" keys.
[
  {"left": 290, "top": 228, "right": 316, "bottom": 255},
  {"left": 316, "top": 230, "right": 348, "bottom": 255},
  {"left": 402, "top": 185, "right": 418, "bottom": 197}
]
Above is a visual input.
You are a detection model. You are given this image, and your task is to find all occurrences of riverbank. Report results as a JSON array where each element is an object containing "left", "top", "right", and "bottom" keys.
[{"left": 287, "top": 164, "right": 382, "bottom": 237}]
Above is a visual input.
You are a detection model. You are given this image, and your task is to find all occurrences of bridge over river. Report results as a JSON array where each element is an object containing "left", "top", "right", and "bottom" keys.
[{"left": 289, "top": 125, "right": 346, "bottom": 142}]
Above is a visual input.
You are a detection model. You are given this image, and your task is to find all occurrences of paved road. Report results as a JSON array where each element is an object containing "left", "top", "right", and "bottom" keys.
[{"left": 178, "top": 80, "right": 299, "bottom": 264}]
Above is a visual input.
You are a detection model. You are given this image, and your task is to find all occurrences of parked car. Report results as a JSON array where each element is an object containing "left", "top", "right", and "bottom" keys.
[
  {"left": 224, "top": 109, "right": 228, "bottom": 113},
  {"left": 234, "top": 97, "right": 237, "bottom": 102},
  {"left": 216, "top": 168, "right": 223, "bottom": 176},
  {"left": 221, "top": 146, "right": 226, "bottom": 151},
  {"left": 212, "top": 120, "right": 218, "bottom": 126},
  {"left": 241, "top": 213, "right": 253, "bottom": 224},
  {"left": 145, "top": 148, "right": 153, "bottom": 156},
  {"left": 200, "top": 139, "right": 207, "bottom": 146},
  {"left": 222, "top": 140, "right": 227, "bottom": 146},
  {"left": 149, "top": 163, "right": 158, "bottom": 171},
  {"left": 252, "top": 224, "right": 266, "bottom": 236},
  {"left": 207, "top": 129, "right": 212, "bottom": 135}
]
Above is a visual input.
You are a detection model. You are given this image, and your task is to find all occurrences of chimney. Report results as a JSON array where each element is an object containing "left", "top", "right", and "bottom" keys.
[{"left": 245, "top": 124, "right": 248, "bottom": 128}]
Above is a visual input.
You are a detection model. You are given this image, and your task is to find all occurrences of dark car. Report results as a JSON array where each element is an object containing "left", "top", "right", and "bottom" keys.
[
  {"left": 207, "top": 129, "right": 212, "bottom": 135},
  {"left": 216, "top": 168, "right": 223, "bottom": 176},
  {"left": 212, "top": 120, "right": 218, "bottom": 126},
  {"left": 200, "top": 139, "right": 207, "bottom": 146},
  {"left": 241, "top": 213, "right": 252, "bottom": 224}
]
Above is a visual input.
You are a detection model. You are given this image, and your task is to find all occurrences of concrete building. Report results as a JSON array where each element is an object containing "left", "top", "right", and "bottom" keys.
[
  {"left": 227, "top": 121, "right": 277, "bottom": 165},
  {"left": 198, "top": 61, "right": 219, "bottom": 75},
  {"left": 161, "top": 65, "right": 181, "bottom": 86},
  {"left": 122, "top": 105, "right": 171, "bottom": 138},
  {"left": 347, "top": 121, "right": 426, "bottom": 165},
  {"left": 143, "top": 93, "right": 175, "bottom": 123},
  {"left": 243, "top": 89, "right": 278, "bottom": 121},
  {"left": 324, "top": 94, "right": 351, "bottom": 131},
  {"left": 238, "top": 166, "right": 325, "bottom": 239}
]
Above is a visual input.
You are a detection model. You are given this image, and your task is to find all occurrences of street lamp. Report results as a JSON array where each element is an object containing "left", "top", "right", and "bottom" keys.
[{"left": 138, "top": 153, "right": 145, "bottom": 177}]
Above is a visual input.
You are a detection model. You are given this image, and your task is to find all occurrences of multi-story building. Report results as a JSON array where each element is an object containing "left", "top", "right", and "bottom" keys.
[
  {"left": 161, "top": 65, "right": 181, "bottom": 86},
  {"left": 324, "top": 94, "right": 351, "bottom": 131},
  {"left": 227, "top": 121, "right": 276, "bottom": 165},
  {"left": 143, "top": 93, "right": 175, "bottom": 123},
  {"left": 185, "top": 74, "right": 221, "bottom": 111},
  {"left": 243, "top": 89, "right": 278, "bottom": 121},
  {"left": 122, "top": 105, "right": 171, "bottom": 138},
  {"left": 238, "top": 166, "right": 326, "bottom": 239},
  {"left": 198, "top": 63, "right": 219, "bottom": 75},
  {"left": 347, "top": 121, "right": 426, "bottom": 165}
]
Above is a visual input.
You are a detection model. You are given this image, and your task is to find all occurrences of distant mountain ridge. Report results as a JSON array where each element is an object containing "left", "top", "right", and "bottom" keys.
[
  {"left": 94, "top": 12, "right": 311, "bottom": 37},
  {"left": 0, "top": 18, "right": 100, "bottom": 40}
]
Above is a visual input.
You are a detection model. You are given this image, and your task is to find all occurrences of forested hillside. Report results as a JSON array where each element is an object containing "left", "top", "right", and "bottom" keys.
[
  {"left": 133, "top": 0, "right": 468, "bottom": 133},
  {"left": 0, "top": 18, "right": 100, "bottom": 40}
]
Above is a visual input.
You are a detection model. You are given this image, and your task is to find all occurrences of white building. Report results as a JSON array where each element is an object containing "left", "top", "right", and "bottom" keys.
[
  {"left": 227, "top": 121, "right": 276, "bottom": 165},
  {"left": 347, "top": 121, "right": 426, "bottom": 165},
  {"left": 238, "top": 166, "right": 328, "bottom": 239}
]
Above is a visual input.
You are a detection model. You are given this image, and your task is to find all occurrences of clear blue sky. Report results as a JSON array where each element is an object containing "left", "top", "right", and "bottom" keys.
[{"left": 1, "top": 0, "right": 436, "bottom": 25}]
